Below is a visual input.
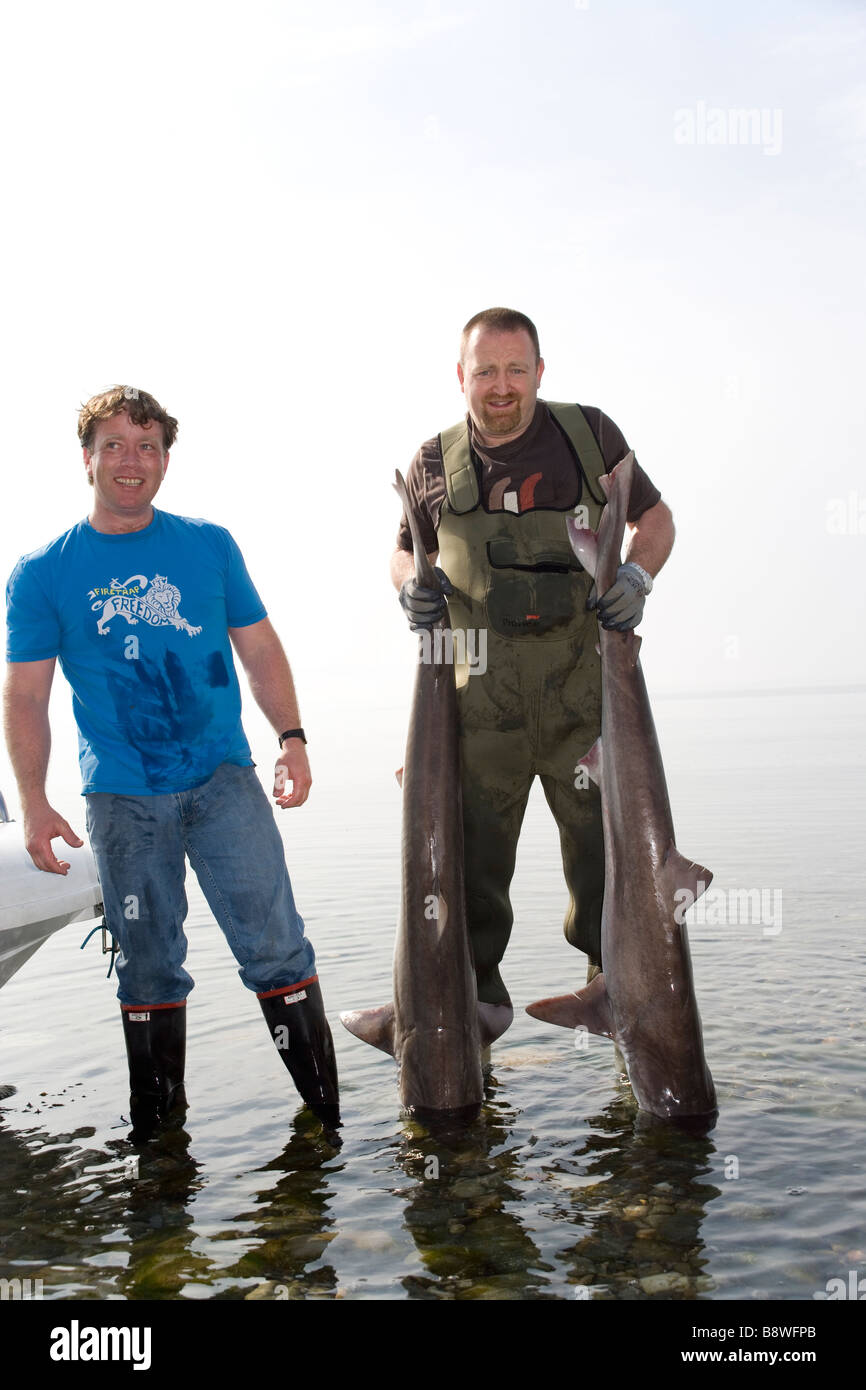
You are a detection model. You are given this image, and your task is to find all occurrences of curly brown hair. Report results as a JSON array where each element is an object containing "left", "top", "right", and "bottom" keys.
[
  {"left": 459, "top": 308, "right": 541, "bottom": 365},
  {"left": 78, "top": 386, "right": 178, "bottom": 452}
]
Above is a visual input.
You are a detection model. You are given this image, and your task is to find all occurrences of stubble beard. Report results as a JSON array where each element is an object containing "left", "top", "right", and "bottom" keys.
[{"left": 477, "top": 397, "right": 522, "bottom": 437}]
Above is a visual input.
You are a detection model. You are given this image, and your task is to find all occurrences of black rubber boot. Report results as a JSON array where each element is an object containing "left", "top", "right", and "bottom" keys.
[
  {"left": 120, "top": 1003, "right": 187, "bottom": 1143},
  {"left": 258, "top": 978, "right": 340, "bottom": 1129}
]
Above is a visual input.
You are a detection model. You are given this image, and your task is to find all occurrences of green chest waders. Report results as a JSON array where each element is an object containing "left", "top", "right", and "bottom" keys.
[{"left": 435, "top": 404, "right": 608, "bottom": 1007}]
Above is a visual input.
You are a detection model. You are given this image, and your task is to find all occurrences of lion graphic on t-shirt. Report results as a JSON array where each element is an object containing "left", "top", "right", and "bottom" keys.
[{"left": 90, "top": 574, "right": 202, "bottom": 637}]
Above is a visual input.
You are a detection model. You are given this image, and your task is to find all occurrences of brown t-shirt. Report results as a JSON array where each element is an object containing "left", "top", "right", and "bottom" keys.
[{"left": 396, "top": 401, "right": 661, "bottom": 554}]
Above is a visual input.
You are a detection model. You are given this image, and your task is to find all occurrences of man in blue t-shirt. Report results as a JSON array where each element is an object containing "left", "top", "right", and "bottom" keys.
[{"left": 3, "top": 385, "right": 339, "bottom": 1140}]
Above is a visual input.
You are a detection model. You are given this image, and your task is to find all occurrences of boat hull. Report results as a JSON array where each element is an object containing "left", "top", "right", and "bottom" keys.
[{"left": 0, "top": 821, "right": 103, "bottom": 990}]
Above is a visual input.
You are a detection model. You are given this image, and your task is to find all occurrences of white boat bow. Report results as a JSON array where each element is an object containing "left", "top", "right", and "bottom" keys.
[{"left": 0, "top": 798, "right": 103, "bottom": 990}]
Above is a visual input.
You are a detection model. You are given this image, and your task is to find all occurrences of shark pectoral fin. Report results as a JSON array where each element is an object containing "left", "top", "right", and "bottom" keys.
[
  {"left": 340, "top": 1003, "right": 396, "bottom": 1056},
  {"left": 477, "top": 1001, "right": 514, "bottom": 1046},
  {"left": 566, "top": 516, "right": 599, "bottom": 577},
  {"left": 664, "top": 842, "right": 714, "bottom": 908},
  {"left": 526, "top": 972, "right": 614, "bottom": 1036},
  {"left": 578, "top": 737, "right": 603, "bottom": 789}
]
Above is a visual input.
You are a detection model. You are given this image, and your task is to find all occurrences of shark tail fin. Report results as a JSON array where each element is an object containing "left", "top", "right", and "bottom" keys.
[
  {"left": 340, "top": 1002, "right": 396, "bottom": 1056},
  {"left": 526, "top": 972, "right": 614, "bottom": 1037},
  {"left": 395, "top": 469, "right": 437, "bottom": 591}
]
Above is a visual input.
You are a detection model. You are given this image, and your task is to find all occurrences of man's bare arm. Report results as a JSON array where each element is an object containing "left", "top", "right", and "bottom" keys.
[
  {"left": 3, "top": 659, "right": 84, "bottom": 873},
  {"left": 228, "top": 617, "right": 311, "bottom": 809},
  {"left": 624, "top": 499, "right": 675, "bottom": 578}
]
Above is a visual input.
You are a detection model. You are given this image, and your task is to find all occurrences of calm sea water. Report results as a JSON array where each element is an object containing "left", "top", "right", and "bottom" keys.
[{"left": 1, "top": 689, "right": 863, "bottom": 1304}]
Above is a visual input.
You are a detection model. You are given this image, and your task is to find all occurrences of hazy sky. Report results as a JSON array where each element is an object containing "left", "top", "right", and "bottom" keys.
[{"left": 1, "top": 0, "right": 864, "bottom": 796}]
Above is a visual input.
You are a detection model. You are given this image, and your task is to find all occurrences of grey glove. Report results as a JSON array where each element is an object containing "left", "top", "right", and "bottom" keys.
[
  {"left": 592, "top": 562, "right": 652, "bottom": 631},
  {"left": 399, "top": 568, "right": 453, "bottom": 630}
]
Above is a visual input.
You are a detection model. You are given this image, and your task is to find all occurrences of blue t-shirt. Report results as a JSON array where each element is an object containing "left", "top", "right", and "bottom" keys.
[{"left": 5, "top": 510, "right": 267, "bottom": 795}]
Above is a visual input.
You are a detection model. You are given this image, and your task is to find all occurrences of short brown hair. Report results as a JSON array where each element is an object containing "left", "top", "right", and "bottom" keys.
[
  {"left": 459, "top": 307, "right": 541, "bottom": 364},
  {"left": 78, "top": 386, "right": 178, "bottom": 452}
]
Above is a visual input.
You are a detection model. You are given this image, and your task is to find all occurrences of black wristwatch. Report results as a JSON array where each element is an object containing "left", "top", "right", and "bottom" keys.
[{"left": 278, "top": 727, "right": 307, "bottom": 747}]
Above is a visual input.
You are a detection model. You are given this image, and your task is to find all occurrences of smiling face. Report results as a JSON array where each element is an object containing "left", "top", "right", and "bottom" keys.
[
  {"left": 457, "top": 326, "right": 545, "bottom": 447},
  {"left": 83, "top": 410, "right": 169, "bottom": 533}
]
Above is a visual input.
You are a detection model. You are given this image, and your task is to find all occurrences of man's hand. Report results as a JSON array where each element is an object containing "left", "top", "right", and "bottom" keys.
[
  {"left": 274, "top": 740, "right": 312, "bottom": 809},
  {"left": 399, "top": 568, "right": 453, "bottom": 630},
  {"left": 592, "top": 562, "right": 651, "bottom": 631},
  {"left": 3, "top": 659, "right": 80, "bottom": 871},
  {"left": 592, "top": 497, "right": 674, "bottom": 631},
  {"left": 228, "top": 619, "right": 311, "bottom": 806},
  {"left": 23, "top": 801, "right": 84, "bottom": 874}
]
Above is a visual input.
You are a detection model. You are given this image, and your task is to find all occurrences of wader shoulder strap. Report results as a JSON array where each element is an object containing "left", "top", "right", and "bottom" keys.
[
  {"left": 439, "top": 420, "right": 479, "bottom": 514},
  {"left": 545, "top": 402, "right": 608, "bottom": 502},
  {"left": 440, "top": 403, "right": 608, "bottom": 514}
]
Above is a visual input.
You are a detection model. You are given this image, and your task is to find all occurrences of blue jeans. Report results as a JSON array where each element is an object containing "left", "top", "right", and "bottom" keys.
[{"left": 85, "top": 763, "right": 316, "bottom": 1006}]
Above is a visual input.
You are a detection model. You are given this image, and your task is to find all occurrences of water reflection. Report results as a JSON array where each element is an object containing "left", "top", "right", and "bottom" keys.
[
  {"left": 0, "top": 1102, "right": 347, "bottom": 1301},
  {"left": 393, "top": 1078, "right": 551, "bottom": 1299},
  {"left": 117, "top": 1126, "right": 209, "bottom": 1299},
  {"left": 389, "top": 1072, "right": 720, "bottom": 1301},
  {"left": 539, "top": 1092, "right": 719, "bottom": 1299},
  {"left": 216, "top": 1113, "right": 344, "bottom": 1300},
  {"left": 0, "top": 1111, "right": 124, "bottom": 1297}
]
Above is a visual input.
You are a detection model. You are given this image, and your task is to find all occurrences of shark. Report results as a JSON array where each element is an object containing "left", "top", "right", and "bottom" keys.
[
  {"left": 340, "top": 470, "right": 510, "bottom": 1123},
  {"left": 526, "top": 452, "right": 717, "bottom": 1124}
]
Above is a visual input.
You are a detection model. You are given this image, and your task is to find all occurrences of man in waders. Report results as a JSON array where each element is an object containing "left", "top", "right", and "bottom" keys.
[
  {"left": 392, "top": 308, "right": 674, "bottom": 1039},
  {"left": 4, "top": 386, "right": 339, "bottom": 1141}
]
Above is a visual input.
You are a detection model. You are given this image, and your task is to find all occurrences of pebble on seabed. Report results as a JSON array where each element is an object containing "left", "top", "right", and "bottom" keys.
[{"left": 639, "top": 1273, "right": 690, "bottom": 1294}]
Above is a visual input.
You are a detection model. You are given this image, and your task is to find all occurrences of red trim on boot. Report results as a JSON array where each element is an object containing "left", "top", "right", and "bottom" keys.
[
  {"left": 256, "top": 976, "right": 318, "bottom": 1000},
  {"left": 121, "top": 1000, "right": 187, "bottom": 1011}
]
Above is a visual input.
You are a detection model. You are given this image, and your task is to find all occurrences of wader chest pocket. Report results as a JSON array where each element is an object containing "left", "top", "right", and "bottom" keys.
[{"left": 484, "top": 541, "right": 589, "bottom": 640}]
